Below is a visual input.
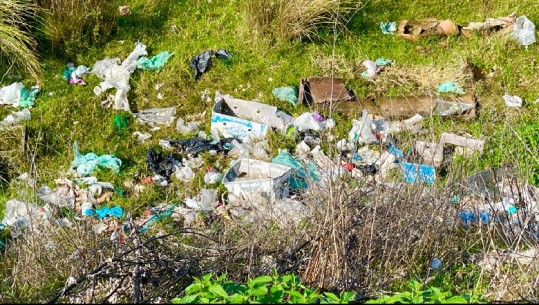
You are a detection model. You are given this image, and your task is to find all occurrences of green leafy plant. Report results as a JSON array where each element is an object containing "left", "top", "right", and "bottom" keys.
[
  {"left": 171, "top": 270, "right": 356, "bottom": 304},
  {"left": 365, "top": 280, "right": 479, "bottom": 304}
]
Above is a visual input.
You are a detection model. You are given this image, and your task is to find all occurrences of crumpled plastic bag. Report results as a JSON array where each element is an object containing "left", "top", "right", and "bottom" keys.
[
  {"left": 272, "top": 86, "right": 298, "bottom": 106},
  {"left": 434, "top": 99, "right": 475, "bottom": 116},
  {"left": 503, "top": 94, "right": 523, "bottom": 107},
  {"left": 85, "top": 206, "right": 123, "bottom": 219},
  {"left": 191, "top": 50, "right": 213, "bottom": 80},
  {"left": 62, "top": 64, "right": 90, "bottom": 85},
  {"left": 349, "top": 110, "right": 378, "bottom": 144},
  {"left": 512, "top": 15, "right": 536, "bottom": 46},
  {"left": 136, "top": 51, "right": 174, "bottom": 70},
  {"left": 437, "top": 81, "right": 466, "bottom": 95},
  {"left": 402, "top": 163, "right": 435, "bottom": 184},
  {"left": 134, "top": 107, "right": 176, "bottom": 126},
  {"left": 163, "top": 137, "right": 235, "bottom": 155},
  {"left": 0, "top": 82, "right": 39, "bottom": 108},
  {"left": 380, "top": 21, "right": 397, "bottom": 34},
  {"left": 293, "top": 112, "right": 331, "bottom": 132},
  {"left": 92, "top": 42, "right": 148, "bottom": 112},
  {"left": 38, "top": 185, "right": 76, "bottom": 209},
  {"left": 175, "top": 165, "right": 194, "bottom": 182},
  {"left": 2, "top": 199, "right": 50, "bottom": 237},
  {"left": 362, "top": 58, "right": 393, "bottom": 78},
  {"left": 146, "top": 149, "right": 177, "bottom": 181},
  {"left": 272, "top": 151, "right": 319, "bottom": 190},
  {"left": 71, "top": 141, "right": 122, "bottom": 176},
  {"left": 176, "top": 117, "right": 200, "bottom": 135},
  {"left": 0, "top": 108, "right": 30, "bottom": 126}
]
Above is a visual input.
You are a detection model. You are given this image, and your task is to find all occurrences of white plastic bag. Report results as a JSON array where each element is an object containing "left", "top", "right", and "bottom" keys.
[{"left": 512, "top": 16, "right": 536, "bottom": 46}]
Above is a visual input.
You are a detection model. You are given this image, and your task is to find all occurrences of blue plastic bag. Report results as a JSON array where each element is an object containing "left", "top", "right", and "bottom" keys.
[
  {"left": 436, "top": 81, "right": 465, "bottom": 95},
  {"left": 272, "top": 151, "right": 319, "bottom": 190},
  {"left": 272, "top": 86, "right": 298, "bottom": 107},
  {"left": 402, "top": 162, "right": 435, "bottom": 184},
  {"left": 85, "top": 206, "right": 123, "bottom": 219},
  {"left": 380, "top": 21, "right": 397, "bottom": 34},
  {"left": 136, "top": 51, "right": 174, "bottom": 70},
  {"left": 72, "top": 141, "right": 122, "bottom": 176}
]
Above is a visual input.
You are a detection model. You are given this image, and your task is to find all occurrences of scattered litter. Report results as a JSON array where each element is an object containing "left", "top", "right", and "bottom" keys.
[
  {"left": 437, "top": 81, "right": 466, "bottom": 95},
  {"left": 132, "top": 131, "right": 152, "bottom": 144},
  {"left": 463, "top": 14, "right": 516, "bottom": 32},
  {"left": 204, "top": 168, "right": 223, "bottom": 184},
  {"left": 146, "top": 149, "right": 177, "bottom": 181},
  {"left": 402, "top": 163, "right": 435, "bottom": 184},
  {"left": 293, "top": 112, "right": 333, "bottom": 132},
  {"left": 434, "top": 98, "right": 475, "bottom": 116},
  {"left": 349, "top": 110, "right": 378, "bottom": 145},
  {"left": 71, "top": 141, "right": 122, "bottom": 176},
  {"left": 397, "top": 19, "right": 462, "bottom": 40},
  {"left": 298, "top": 77, "right": 356, "bottom": 105},
  {"left": 0, "top": 82, "right": 39, "bottom": 108},
  {"left": 440, "top": 132, "right": 484, "bottom": 153},
  {"left": 134, "top": 107, "right": 176, "bottom": 126},
  {"left": 62, "top": 64, "right": 90, "bottom": 85},
  {"left": 272, "top": 86, "right": 298, "bottom": 106},
  {"left": 191, "top": 50, "right": 213, "bottom": 80},
  {"left": 138, "top": 203, "right": 177, "bottom": 232},
  {"left": 380, "top": 21, "right": 397, "bottom": 34},
  {"left": 415, "top": 141, "right": 444, "bottom": 167},
  {"left": 361, "top": 58, "right": 393, "bottom": 79},
  {"left": 157, "top": 93, "right": 164, "bottom": 100},
  {"left": 511, "top": 15, "right": 536, "bottom": 46},
  {"left": 272, "top": 151, "right": 319, "bottom": 190},
  {"left": 175, "top": 164, "right": 194, "bottom": 182},
  {"left": 1, "top": 199, "right": 49, "bottom": 237},
  {"left": 38, "top": 185, "right": 75, "bottom": 209},
  {"left": 503, "top": 94, "right": 523, "bottom": 107},
  {"left": 85, "top": 206, "right": 123, "bottom": 219},
  {"left": 215, "top": 49, "right": 233, "bottom": 60},
  {"left": 92, "top": 42, "right": 148, "bottom": 112},
  {"left": 113, "top": 114, "right": 128, "bottom": 130},
  {"left": 211, "top": 92, "right": 293, "bottom": 142},
  {"left": 223, "top": 158, "right": 292, "bottom": 202},
  {"left": 136, "top": 51, "right": 174, "bottom": 70},
  {"left": 0, "top": 108, "right": 30, "bottom": 127}
]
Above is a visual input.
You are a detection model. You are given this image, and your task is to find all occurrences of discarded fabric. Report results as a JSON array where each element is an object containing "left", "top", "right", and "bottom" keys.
[
  {"left": 511, "top": 15, "right": 536, "bottom": 46},
  {"left": 85, "top": 206, "right": 123, "bottom": 219},
  {"left": 503, "top": 94, "right": 523, "bottom": 107},
  {"left": 402, "top": 163, "right": 435, "bottom": 184},
  {"left": 437, "top": 81, "right": 465, "bottom": 95},
  {"left": 272, "top": 86, "right": 298, "bottom": 106},
  {"left": 380, "top": 21, "right": 397, "bottom": 34},
  {"left": 136, "top": 51, "right": 174, "bottom": 70},
  {"left": 71, "top": 141, "right": 122, "bottom": 176}
]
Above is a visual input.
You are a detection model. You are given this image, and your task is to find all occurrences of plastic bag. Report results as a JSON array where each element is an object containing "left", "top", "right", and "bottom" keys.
[
  {"left": 200, "top": 189, "right": 217, "bottom": 211},
  {"left": 85, "top": 206, "right": 123, "bottom": 219},
  {"left": 2, "top": 199, "right": 49, "bottom": 237},
  {"left": 0, "top": 82, "right": 24, "bottom": 106},
  {"left": 436, "top": 81, "right": 465, "bottom": 95},
  {"left": 146, "top": 149, "right": 177, "bottom": 181},
  {"left": 37, "top": 185, "right": 75, "bottom": 209},
  {"left": 136, "top": 51, "right": 174, "bottom": 70},
  {"left": 204, "top": 170, "right": 223, "bottom": 184},
  {"left": 72, "top": 141, "right": 122, "bottom": 176},
  {"left": 175, "top": 165, "right": 194, "bottom": 182},
  {"left": 176, "top": 117, "right": 200, "bottom": 135},
  {"left": 380, "top": 21, "right": 397, "bottom": 34},
  {"left": 272, "top": 86, "right": 298, "bottom": 106},
  {"left": 0, "top": 108, "right": 30, "bottom": 127},
  {"left": 503, "top": 94, "right": 523, "bottom": 107},
  {"left": 215, "top": 49, "right": 233, "bottom": 60},
  {"left": 191, "top": 50, "right": 213, "bottom": 80},
  {"left": 349, "top": 110, "right": 378, "bottom": 144},
  {"left": 512, "top": 15, "right": 536, "bottom": 46},
  {"left": 272, "top": 151, "right": 319, "bottom": 190},
  {"left": 293, "top": 112, "right": 325, "bottom": 132},
  {"left": 134, "top": 107, "right": 176, "bottom": 126},
  {"left": 402, "top": 163, "right": 435, "bottom": 184},
  {"left": 62, "top": 64, "right": 90, "bottom": 85},
  {"left": 434, "top": 99, "right": 474, "bottom": 116}
]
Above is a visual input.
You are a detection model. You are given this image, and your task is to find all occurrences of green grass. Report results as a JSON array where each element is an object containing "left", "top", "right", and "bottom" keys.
[{"left": 2, "top": 0, "right": 539, "bottom": 301}]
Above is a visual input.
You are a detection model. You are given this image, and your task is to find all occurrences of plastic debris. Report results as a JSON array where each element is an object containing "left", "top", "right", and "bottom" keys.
[
  {"left": 0, "top": 82, "right": 39, "bottom": 108},
  {"left": 136, "top": 51, "right": 174, "bottom": 70},
  {"left": 85, "top": 206, "right": 123, "bottom": 219},
  {"left": 272, "top": 86, "right": 298, "bottom": 106},
  {"left": 298, "top": 77, "right": 356, "bottom": 105},
  {"left": 175, "top": 164, "right": 194, "bottom": 182},
  {"left": 503, "top": 94, "right": 523, "bottom": 107},
  {"left": 132, "top": 131, "right": 152, "bottom": 144},
  {"left": 71, "top": 141, "right": 122, "bottom": 176},
  {"left": 37, "top": 185, "right": 76, "bottom": 209},
  {"left": 272, "top": 151, "right": 319, "bottom": 190},
  {"left": 361, "top": 58, "right": 393, "bottom": 79},
  {"left": 62, "top": 64, "right": 90, "bottom": 85},
  {"left": 440, "top": 132, "right": 485, "bottom": 153},
  {"left": 134, "top": 107, "right": 176, "bottom": 127},
  {"left": 434, "top": 98, "right": 475, "bottom": 116},
  {"left": 92, "top": 42, "right": 148, "bottom": 112},
  {"left": 511, "top": 15, "right": 536, "bottom": 46},
  {"left": 349, "top": 110, "right": 378, "bottom": 145},
  {"left": 0, "top": 108, "right": 30, "bottom": 127},
  {"left": 119, "top": 5, "right": 130, "bottom": 15},
  {"left": 204, "top": 169, "right": 223, "bottom": 184},
  {"left": 162, "top": 137, "right": 235, "bottom": 155},
  {"left": 380, "top": 21, "right": 397, "bottom": 34},
  {"left": 1, "top": 199, "right": 49, "bottom": 237},
  {"left": 191, "top": 50, "right": 213, "bottom": 80},
  {"left": 437, "top": 81, "right": 466, "bottom": 95},
  {"left": 402, "top": 163, "right": 435, "bottom": 184},
  {"left": 113, "top": 114, "right": 128, "bottom": 130},
  {"left": 146, "top": 149, "right": 177, "bottom": 181},
  {"left": 293, "top": 112, "right": 332, "bottom": 132},
  {"left": 215, "top": 49, "right": 233, "bottom": 60},
  {"left": 176, "top": 117, "right": 200, "bottom": 135},
  {"left": 138, "top": 203, "right": 177, "bottom": 232},
  {"left": 431, "top": 258, "right": 442, "bottom": 271},
  {"left": 415, "top": 141, "right": 444, "bottom": 167}
]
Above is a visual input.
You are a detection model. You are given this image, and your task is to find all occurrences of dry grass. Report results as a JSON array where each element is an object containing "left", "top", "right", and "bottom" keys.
[
  {"left": 33, "top": 0, "right": 118, "bottom": 54},
  {"left": 0, "top": 0, "right": 41, "bottom": 81},
  {"left": 244, "top": 0, "right": 363, "bottom": 42}
]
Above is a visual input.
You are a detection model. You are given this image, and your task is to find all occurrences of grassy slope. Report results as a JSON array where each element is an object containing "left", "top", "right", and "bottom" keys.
[{"left": 1, "top": 0, "right": 539, "bottom": 297}]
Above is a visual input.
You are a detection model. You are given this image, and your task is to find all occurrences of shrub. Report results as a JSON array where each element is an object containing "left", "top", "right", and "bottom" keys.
[
  {"left": 171, "top": 271, "right": 357, "bottom": 304},
  {"left": 33, "top": 0, "right": 119, "bottom": 54},
  {"left": 243, "top": 0, "right": 362, "bottom": 42},
  {"left": 0, "top": 0, "right": 41, "bottom": 81}
]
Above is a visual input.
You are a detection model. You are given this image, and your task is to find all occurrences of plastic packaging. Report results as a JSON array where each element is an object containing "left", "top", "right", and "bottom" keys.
[
  {"left": 293, "top": 112, "right": 325, "bottom": 132},
  {"left": 175, "top": 165, "right": 194, "bottom": 182},
  {"left": 72, "top": 141, "right": 122, "bottom": 176},
  {"left": 0, "top": 108, "right": 30, "bottom": 126},
  {"left": 200, "top": 189, "right": 217, "bottom": 211},
  {"left": 176, "top": 117, "right": 200, "bottom": 135},
  {"left": 204, "top": 170, "right": 223, "bottom": 184},
  {"left": 436, "top": 81, "right": 465, "bottom": 95},
  {"left": 512, "top": 15, "right": 536, "bottom": 46},
  {"left": 272, "top": 151, "right": 319, "bottom": 190},
  {"left": 272, "top": 86, "right": 298, "bottom": 106},
  {"left": 349, "top": 110, "right": 378, "bottom": 144},
  {"left": 134, "top": 107, "right": 176, "bottom": 126},
  {"left": 136, "top": 51, "right": 174, "bottom": 70},
  {"left": 380, "top": 21, "right": 397, "bottom": 34}
]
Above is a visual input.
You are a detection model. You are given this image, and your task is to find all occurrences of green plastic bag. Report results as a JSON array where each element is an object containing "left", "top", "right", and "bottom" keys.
[
  {"left": 136, "top": 51, "right": 174, "bottom": 71},
  {"left": 72, "top": 141, "right": 122, "bottom": 176},
  {"left": 272, "top": 151, "right": 319, "bottom": 190},
  {"left": 19, "top": 87, "right": 39, "bottom": 108},
  {"left": 272, "top": 86, "right": 298, "bottom": 107},
  {"left": 113, "top": 114, "right": 128, "bottom": 130}
]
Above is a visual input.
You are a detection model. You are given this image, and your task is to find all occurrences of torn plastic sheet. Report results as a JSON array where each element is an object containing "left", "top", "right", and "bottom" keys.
[
  {"left": 380, "top": 21, "right": 397, "bottom": 34},
  {"left": 62, "top": 64, "right": 90, "bottom": 85},
  {"left": 85, "top": 206, "right": 123, "bottom": 219},
  {"left": 272, "top": 86, "right": 298, "bottom": 106},
  {"left": 2, "top": 199, "right": 50, "bottom": 237},
  {"left": 176, "top": 117, "right": 200, "bottom": 135},
  {"left": 134, "top": 107, "right": 176, "bottom": 126},
  {"left": 38, "top": 185, "right": 76, "bottom": 209},
  {"left": 511, "top": 15, "right": 536, "bottom": 46},
  {"left": 136, "top": 51, "right": 174, "bottom": 70},
  {"left": 503, "top": 94, "right": 523, "bottom": 107},
  {"left": 272, "top": 151, "right": 320, "bottom": 190},
  {"left": 92, "top": 42, "right": 148, "bottom": 112},
  {"left": 0, "top": 108, "right": 30, "bottom": 127},
  {"left": 402, "top": 162, "right": 435, "bottom": 184},
  {"left": 211, "top": 93, "right": 293, "bottom": 142},
  {"left": 71, "top": 141, "right": 122, "bottom": 176},
  {"left": 191, "top": 50, "right": 213, "bottom": 80},
  {"left": 434, "top": 98, "right": 475, "bottom": 116}
]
